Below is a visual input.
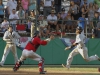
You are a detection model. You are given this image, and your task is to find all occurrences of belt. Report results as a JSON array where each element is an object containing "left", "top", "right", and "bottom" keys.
[
  {"left": 7, "top": 43, "right": 14, "bottom": 44},
  {"left": 44, "top": 6, "right": 51, "bottom": 8}
]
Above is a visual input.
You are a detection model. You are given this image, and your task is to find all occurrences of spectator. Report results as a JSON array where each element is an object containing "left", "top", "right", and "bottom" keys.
[
  {"left": 39, "top": 0, "right": 44, "bottom": 15},
  {"left": 1, "top": 18, "right": 9, "bottom": 32},
  {"left": 38, "top": 15, "right": 49, "bottom": 37},
  {"left": 69, "top": 1, "right": 79, "bottom": 20},
  {"left": 29, "top": 0, "right": 36, "bottom": 11},
  {"left": 88, "top": 2, "right": 95, "bottom": 30},
  {"left": 94, "top": 4, "right": 99, "bottom": 12},
  {"left": 57, "top": 8, "right": 67, "bottom": 33},
  {"left": 43, "top": 0, "right": 54, "bottom": 17},
  {"left": 94, "top": 0, "right": 100, "bottom": 8},
  {"left": 47, "top": 10, "right": 57, "bottom": 32},
  {"left": 0, "top": 0, "right": 4, "bottom": 23},
  {"left": 29, "top": 10, "right": 35, "bottom": 20},
  {"left": 87, "top": 0, "right": 94, "bottom": 5},
  {"left": 78, "top": 14, "right": 86, "bottom": 34},
  {"left": 81, "top": 0, "right": 94, "bottom": 6},
  {"left": 21, "top": 0, "right": 29, "bottom": 19},
  {"left": 7, "top": 0, "right": 17, "bottom": 15},
  {"left": 64, "top": 11, "right": 74, "bottom": 33},
  {"left": 54, "top": 0, "right": 61, "bottom": 14},
  {"left": 92, "top": 12, "right": 99, "bottom": 38},
  {"left": 37, "top": 0, "right": 43, "bottom": 14},
  {"left": 21, "top": 0, "right": 29, "bottom": 12},
  {"left": 80, "top": 3, "right": 88, "bottom": 18},
  {"left": 17, "top": 6, "right": 25, "bottom": 24},
  {"left": 26, "top": 19, "right": 31, "bottom": 32},
  {"left": 97, "top": 21, "right": 100, "bottom": 38},
  {"left": 92, "top": 12, "right": 99, "bottom": 28},
  {"left": 57, "top": 12, "right": 64, "bottom": 33},
  {"left": 9, "top": 9, "right": 19, "bottom": 31},
  {"left": 80, "top": 0, "right": 87, "bottom": 7},
  {"left": 72, "top": 0, "right": 81, "bottom": 6},
  {"left": 60, "top": 8, "right": 67, "bottom": 20}
]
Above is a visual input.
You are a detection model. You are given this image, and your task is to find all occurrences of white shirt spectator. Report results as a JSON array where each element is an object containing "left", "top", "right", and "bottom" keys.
[
  {"left": 97, "top": 8, "right": 100, "bottom": 19},
  {"left": 47, "top": 14, "right": 57, "bottom": 23},
  {"left": 1, "top": 21, "right": 9, "bottom": 29},
  {"left": 43, "top": 0, "right": 54, "bottom": 6},
  {"left": 7, "top": 0, "right": 17, "bottom": 14},
  {"left": 17, "top": 10, "right": 25, "bottom": 18},
  {"left": 39, "top": 20, "right": 48, "bottom": 27},
  {"left": 9, "top": 13, "right": 19, "bottom": 24}
]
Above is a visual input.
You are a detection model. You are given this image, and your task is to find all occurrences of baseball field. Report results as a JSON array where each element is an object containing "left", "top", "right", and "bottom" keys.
[{"left": 0, "top": 65, "right": 100, "bottom": 75}]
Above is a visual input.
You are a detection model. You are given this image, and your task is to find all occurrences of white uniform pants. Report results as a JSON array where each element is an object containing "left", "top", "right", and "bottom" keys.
[
  {"left": 20, "top": 49, "right": 42, "bottom": 62},
  {"left": 1, "top": 44, "right": 18, "bottom": 64},
  {"left": 67, "top": 47, "right": 99, "bottom": 68}
]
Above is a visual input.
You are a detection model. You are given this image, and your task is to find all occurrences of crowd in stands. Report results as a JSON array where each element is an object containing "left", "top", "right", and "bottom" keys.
[{"left": 0, "top": 0, "right": 100, "bottom": 38}]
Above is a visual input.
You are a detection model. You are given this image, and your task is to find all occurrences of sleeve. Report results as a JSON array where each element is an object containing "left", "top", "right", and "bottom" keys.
[
  {"left": 16, "top": 14, "right": 19, "bottom": 19},
  {"left": 9, "top": 15, "right": 12, "bottom": 19},
  {"left": 47, "top": 15, "right": 50, "bottom": 21},
  {"left": 7, "top": 1, "right": 10, "bottom": 7},
  {"left": 36, "top": 38, "right": 47, "bottom": 45},
  {"left": 15, "top": 32, "right": 21, "bottom": 39},
  {"left": 75, "top": 35, "right": 81, "bottom": 44},
  {"left": 1, "top": 22, "right": 4, "bottom": 28},
  {"left": 3, "top": 31, "right": 11, "bottom": 41}
]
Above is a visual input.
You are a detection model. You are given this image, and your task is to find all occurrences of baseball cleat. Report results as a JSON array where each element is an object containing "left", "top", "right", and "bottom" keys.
[
  {"left": 95, "top": 54, "right": 100, "bottom": 61},
  {"left": 0, "top": 62, "right": 3, "bottom": 67},
  {"left": 13, "top": 67, "right": 18, "bottom": 72},
  {"left": 62, "top": 64, "right": 70, "bottom": 70},
  {"left": 40, "top": 71, "right": 47, "bottom": 74},
  {"left": 62, "top": 64, "right": 66, "bottom": 68},
  {"left": 98, "top": 58, "right": 100, "bottom": 61}
]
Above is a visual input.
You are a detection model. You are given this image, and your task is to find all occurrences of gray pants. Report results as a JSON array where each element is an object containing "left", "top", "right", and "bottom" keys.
[
  {"left": 67, "top": 47, "right": 99, "bottom": 68},
  {"left": 43, "top": 7, "right": 52, "bottom": 17}
]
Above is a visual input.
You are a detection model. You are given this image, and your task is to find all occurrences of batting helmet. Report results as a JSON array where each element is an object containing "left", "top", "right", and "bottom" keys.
[
  {"left": 34, "top": 31, "right": 39, "bottom": 37},
  {"left": 76, "top": 26, "right": 83, "bottom": 31}
]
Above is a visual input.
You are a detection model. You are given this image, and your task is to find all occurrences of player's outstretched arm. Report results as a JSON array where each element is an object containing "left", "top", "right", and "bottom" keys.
[
  {"left": 65, "top": 46, "right": 71, "bottom": 50},
  {"left": 65, "top": 43, "right": 78, "bottom": 50},
  {"left": 45, "top": 34, "right": 55, "bottom": 42}
]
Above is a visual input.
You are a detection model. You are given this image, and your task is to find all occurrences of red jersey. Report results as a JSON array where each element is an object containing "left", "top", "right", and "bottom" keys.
[{"left": 25, "top": 36, "right": 47, "bottom": 52}]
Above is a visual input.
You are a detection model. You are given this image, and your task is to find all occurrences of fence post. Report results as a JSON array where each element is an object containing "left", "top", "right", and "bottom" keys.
[
  {"left": 86, "top": 20, "right": 87, "bottom": 38},
  {"left": 31, "top": 22, "right": 35, "bottom": 37}
]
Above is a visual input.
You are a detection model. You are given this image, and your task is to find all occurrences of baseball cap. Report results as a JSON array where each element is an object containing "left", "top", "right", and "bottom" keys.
[{"left": 51, "top": 10, "right": 56, "bottom": 13}]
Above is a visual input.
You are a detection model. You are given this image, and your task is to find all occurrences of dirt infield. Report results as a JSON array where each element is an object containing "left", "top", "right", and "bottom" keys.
[{"left": 0, "top": 66, "right": 100, "bottom": 75}]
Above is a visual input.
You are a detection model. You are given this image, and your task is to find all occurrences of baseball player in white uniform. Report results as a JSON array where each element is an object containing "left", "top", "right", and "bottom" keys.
[
  {"left": 62, "top": 26, "right": 100, "bottom": 69},
  {"left": 0, "top": 26, "right": 21, "bottom": 66}
]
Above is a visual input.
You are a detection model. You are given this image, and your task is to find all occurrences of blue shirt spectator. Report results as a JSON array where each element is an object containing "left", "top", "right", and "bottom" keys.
[
  {"left": 0, "top": 4, "right": 4, "bottom": 15},
  {"left": 78, "top": 15, "right": 85, "bottom": 29}
]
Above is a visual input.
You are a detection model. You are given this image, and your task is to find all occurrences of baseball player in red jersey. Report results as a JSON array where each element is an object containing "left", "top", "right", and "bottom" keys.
[{"left": 13, "top": 31, "right": 54, "bottom": 74}]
